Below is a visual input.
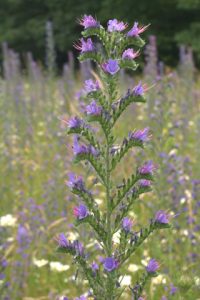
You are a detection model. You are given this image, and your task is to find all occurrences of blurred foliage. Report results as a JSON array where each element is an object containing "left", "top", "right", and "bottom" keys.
[{"left": 0, "top": 0, "right": 200, "bottom": 66}]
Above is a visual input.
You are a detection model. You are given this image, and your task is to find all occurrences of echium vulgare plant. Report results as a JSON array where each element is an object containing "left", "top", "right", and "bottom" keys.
[{"left": 56, "top": 16, "right": 171, "bottom": 300}]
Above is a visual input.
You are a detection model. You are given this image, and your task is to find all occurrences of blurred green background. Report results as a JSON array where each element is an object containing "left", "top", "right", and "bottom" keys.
[{"left": 1, "top": 0, "right": 200, "bottom": 67}]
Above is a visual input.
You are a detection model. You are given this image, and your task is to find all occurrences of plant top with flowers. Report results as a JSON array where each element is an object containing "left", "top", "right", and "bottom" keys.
[{"left": 56, "top": 16, "right": 171, "bottom": 300}]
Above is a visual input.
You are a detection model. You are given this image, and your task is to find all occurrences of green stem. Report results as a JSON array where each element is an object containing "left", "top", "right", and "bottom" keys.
[{"left": 104, "top": 77, "right": 117, "bottom": 300}]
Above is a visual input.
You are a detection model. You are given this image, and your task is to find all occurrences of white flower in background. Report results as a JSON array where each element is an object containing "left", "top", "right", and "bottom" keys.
[
  {"left": 194, "top": 276, "right": 200, "bottom": 286},
  {"left": 50, "top": 261, "right": 70, "bottom": 272},
  {"left": 169, "top": 149, "right": 178, "bottom": 156},
  {"left": 152, "top": 274, "right": 166, "bottom": 285},
  {"left": 113, "top": 230, "right": 120, "bottom": 244},
  {"left": 33, "top": 258, "right": 49, "bottom": 268},
  {"left": 67, "top": 231, "right": 79, "bottom": 241},
  {"left": 0, "top": 214, "right": 17, "bottom": 227},
  {"left": 119, "top": 275, "right": 132, "bottom": 286},
  {"left": 95, "top": 198, "right": 103, "bottom": 205},
  {"left": 128, "top": 264, "right": 141, "bottom": 272},
  {"left": 141, "top": 257, "right": 150, "bottom": 266}
]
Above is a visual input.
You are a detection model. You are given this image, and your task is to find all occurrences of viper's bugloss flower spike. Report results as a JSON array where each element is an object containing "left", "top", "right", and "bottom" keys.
[
  {"left": 57, "top": 17, "right": 168, "bottom": 299},
  {"left": 103, "top": 257, "right": 118, "bottom": 272},
  {"left": 127, "top": 22, "right": 150, "bottom": 37},
  {"left": 84, "top": 79, "right": 100, "bottom": 93},
  {"left": 85, "top": 100, "right": 102, "bottom": 116},
  {"left": 138, "top": 161, "right": 156, "bottom": 175},
  {"left": 155, "top": 210, "right": 170, "bottom": 224},
  {"left": 107, "top": 19, "right": 127, "bottom": 32},
  {"left": 102, "top": 59, "right": 120, "bottom": 75},
  {"left": 67, "top": 116, "right": 83, "bottom": 129},
  {"left": 146, "top": 258, "right": 159, "bottom": 273},
  {"left": 79, "top": 15, "right": 100, "bottom": 29},
  {"left": 122, "top": 217, "right": 133, "bottom": 232},
  {"left": 133, "top": 81, "right": 148, "bottom": 96},
  {"left": 67, "top": 173, "right": 85, "bottom": 191},
  {"left": 129, "top": 128, "right": 150, "bottom": 142},
  {"left": 74, "top": 38, "right": 95, "bottom": 53},
  {"left": 122, "top": 48, "right": 140, "bottom": 60},
  {"left": 73, "top": 204, "right": 88, "bottom": 220}
]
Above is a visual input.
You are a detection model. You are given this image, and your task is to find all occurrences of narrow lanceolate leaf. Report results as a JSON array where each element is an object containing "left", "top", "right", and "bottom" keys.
[
  {"left": 111, "top": 138, "right": 144, "bottom": 171},
  {"left": 121, "top": 36, "right": 145, "bottom": 50},
  {"left": 74, "top": 152, "right": 106, "bottom": 185},
  {"left": 76, "top": 215, "right": 107, "bottom": 244},
  {"left": 111, "top": 91, "right": 146, "bottom": 126},
  {"left": 119, "top": 221, "right": 170, "bottom": 265},
  {"left": 86, "top": 112, "right": 111, "bottom": 137},
  {"left": 114, "top": 184, "right": 153, "bottom": 231},
  {"left": 112, "top": 173, "right": 138, "bottom": 210},
  {"left": 119, "top": 59, "right": 139, "bottom": 71},
  {"left": 68, "top": 125, "right": 101, "bottom": 150},
  {"left": 82, "top": 27, "right": 108, "bottom": 46},
  {"left": 79, "top": 52, "right": 104, "bottom": 65}
]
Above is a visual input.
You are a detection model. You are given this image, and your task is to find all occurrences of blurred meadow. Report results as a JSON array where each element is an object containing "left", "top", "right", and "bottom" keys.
[{"left": 1, "top": 8, "right": 200, "bottom": 300}]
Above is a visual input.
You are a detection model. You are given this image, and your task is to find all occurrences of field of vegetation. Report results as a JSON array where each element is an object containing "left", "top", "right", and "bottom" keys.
[{"left": 0, "top": 36, "right": 200, "bottom": 299}]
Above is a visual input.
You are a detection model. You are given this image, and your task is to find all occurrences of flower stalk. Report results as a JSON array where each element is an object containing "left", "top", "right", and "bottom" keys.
[{"left": 56, "top": 15, "right": 170, "bottom": 300}]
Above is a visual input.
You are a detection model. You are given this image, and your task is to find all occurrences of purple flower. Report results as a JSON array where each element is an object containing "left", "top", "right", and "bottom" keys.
[
  {"left": 85, "top": 100, "right": 102, "bottom": 116},
  {"left": 75, "top": 38, "right": 94, "bottom": 53},
  {"left": 73, "top": 136, "right": 99, "bottom": 157},
  {"left": 84, "top": 79, "right": 100, "bottom": 93},
  {"left": 155, "top": 210, "right": 170, "bottom": 224},
  {"left": 107, "top": 19, "right": 127, "bottom": 32},
  {"left": 73, "top": 204, "right": 88, "bottom": 220},
  {"left": 129, "top": 128, "right": 150, "bottom": 142},
  {"left": 67, "top": 173, "right": 84, "bottom": 190},
  {"left": 79, "top": 15, "right": 100, "bottom": 29},
  {"left": 139, "top": 179, "right": 152, "bottom": 187},
  {"left": 75, "top": 296, "right": 87, "bottom": 300},
  {"left": 170, "top": 284, "right": 177, "bottom": 295},
  {"left": 122, "top": 48, "right": 140, "bottom": 60},
  {"left": 103, "top": 257, "right": 118, "bottom": 272},
  {"left": 127, "top": 22, "right": 149, "bottom": 37},
  {"left": 1, "top": 259, "right": 8, "bottom": 268},
  {"left": 133, "top": 82, "right": 147, "bottom": 96},
  {"left": 122, "top": 217, "right": 133, "bottom": 232},
  {"left": 91, "top": 261, "right": 99, "bottom": 272},
  {"left": 102, "top": 59, "right": 120, "bottom": 75},
  {"left": 146, "top": 258, "right": 159, "bottom": 273},
  {"left": 73, "top": 136, "right": 88, "bottom": 156},
  {"left": 57, "top": 233, "right": 69, "bottom": 248},
  {"left": 138, "top": 161, "right": 156, "bottom": 175},
  {"left": 67, "top": 116, "right": 82, "bottom": 129}
]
